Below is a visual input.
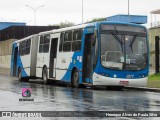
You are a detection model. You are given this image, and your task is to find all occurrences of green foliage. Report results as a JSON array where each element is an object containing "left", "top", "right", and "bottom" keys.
[
  {"left": 147, "top": 73, "right": 160, "bottom": 88},
  {"left": 52, "top": 21, "right": 75, "bottom": 28},
  {"left": 50, "top": 17, "right": 106, "bottom": 28},
  {"left": 59, "top": 21, "right": 75, "bottom": 28},
  {"left": 148, "top": 73, "right": 160, "bottom": 81},
  {"left": 150, "top": 50, "right": 155, "bottom": 54},
  {"left": 87, "top": 17, "right": 106, "bottom": 23}
]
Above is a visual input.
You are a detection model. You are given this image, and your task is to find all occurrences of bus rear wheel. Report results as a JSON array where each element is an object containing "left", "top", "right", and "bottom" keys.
[
  {"left": 42, "top": 67, "right": 49, "bottom": 84},
  {"left": 72, "top": 69, "right": 79, "bottom": 88}
]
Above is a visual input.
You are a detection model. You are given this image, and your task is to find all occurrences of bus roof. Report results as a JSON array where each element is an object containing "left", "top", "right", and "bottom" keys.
[
  {"left": 14, "top": 21, "right": 146, "bottom": 43},
  {"left": 38, "top": 23, "right": 89, "bottom": 35},
  {"left": 39, "top": 21, "right": 145, "bottom": 35},
  {"left": 13, "top": 34, "right": 35, "bottom": 43}
]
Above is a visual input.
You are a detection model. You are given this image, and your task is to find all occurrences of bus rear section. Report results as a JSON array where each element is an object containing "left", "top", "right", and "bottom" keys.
[{"left": 11, "top": 35, "right": 38, "bottom": 80}]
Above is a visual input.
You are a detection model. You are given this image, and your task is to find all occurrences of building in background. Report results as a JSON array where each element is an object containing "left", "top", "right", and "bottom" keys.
[
  {"left": 149, "top": 9, "right": 160, "bottom": 67},
  {"left": 0, "top": 25, "right": 59, "bottom": 41},
  {"left": 0, "top": 22, "right": 59, "bottom": 74},
  {"left": 0, "top": 22, "right": 26, "bottom": 30},
  {"left": 106, "top": 14, "right": 147, "bottom": 24}
]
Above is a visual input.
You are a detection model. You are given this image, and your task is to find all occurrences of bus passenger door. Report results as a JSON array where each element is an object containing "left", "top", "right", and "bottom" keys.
[
  {"left": 82, "top": 33, "right": 94, "bottom": 83},
  {"left": 13, "top": 47, "right": 18, "bottom": 76},
  {"left": 49, "top": 34, "right": 59, "bottom": 78}
]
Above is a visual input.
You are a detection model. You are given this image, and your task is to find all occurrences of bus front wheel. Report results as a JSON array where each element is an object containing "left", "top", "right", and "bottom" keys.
[
  {"left": 42, "top": 67, "right": 48, "bottom": 84},
  {"left": 72, "top": 69, "right": 79, "bottom": 88}
]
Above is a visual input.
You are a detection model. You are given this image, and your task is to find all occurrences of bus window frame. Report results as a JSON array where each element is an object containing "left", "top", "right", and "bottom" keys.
[
  {"left": 39, "top": 35, "right": 50, "bottom": 53},
  {"left": 63, "top": 31, "right": 72, "bottom": 52}
]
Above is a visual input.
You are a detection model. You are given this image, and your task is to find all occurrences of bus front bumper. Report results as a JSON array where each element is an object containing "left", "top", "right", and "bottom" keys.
[{"left": 92, "top": 72, "right": 147, "bottom": 87}]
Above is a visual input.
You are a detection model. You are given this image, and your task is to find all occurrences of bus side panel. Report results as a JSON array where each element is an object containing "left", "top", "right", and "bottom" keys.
[
  {"left": 55, "top": 32, "right": 84, "bottom": 83},
  {"left": 17, "top": 55, "right": 28, "bottom": 77},
  {"left": 30, "top": 35, "right": 38, "bottom": 77},
  {"left": 56, "top": 51, "right": 83, "bottom": 83},
  {"left": 36, "top": 36, "right": 50, "bottom": 78},
  {"left": 56, "top": 52, "right": 74, "bottom": 82},
  {"left": 19, "top": 55, "right": 31, "bottom": 77}
]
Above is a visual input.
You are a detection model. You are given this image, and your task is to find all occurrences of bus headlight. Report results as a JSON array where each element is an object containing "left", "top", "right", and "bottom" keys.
[
  {"left": 139, "top": 74, "right": 146, "bottom": 78},
  {"left": 99, "top": 73, "right": 110, "bottom": 77}
]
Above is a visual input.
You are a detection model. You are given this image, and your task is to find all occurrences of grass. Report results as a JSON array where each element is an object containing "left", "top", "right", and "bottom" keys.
[
  {"left": 147, "top": 73, "right": 160, "bottom": 88},
  {"left": 148, "top": 73, "right": 160, "bottom": 81}
]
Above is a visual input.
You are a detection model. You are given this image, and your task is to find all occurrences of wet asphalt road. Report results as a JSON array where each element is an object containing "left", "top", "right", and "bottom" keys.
[{"left": 0, "top": 74, "right": 160, "bottom": 120}]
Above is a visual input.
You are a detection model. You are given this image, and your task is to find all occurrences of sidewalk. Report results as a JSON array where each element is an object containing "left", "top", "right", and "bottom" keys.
[
  {"left": 124, "top": 86, "right": 160, "bottom": 92},
  {"left": 0, "top": 67, "right": 10, "bottom": 75}
]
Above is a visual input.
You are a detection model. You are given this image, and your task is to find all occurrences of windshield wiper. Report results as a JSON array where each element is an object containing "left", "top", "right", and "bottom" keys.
[
  {"left": 129, "top": 35, "right": 137, "bottom": 53},
  {"left": 111, "top": 33, "right": 124, "bottom": 51}
]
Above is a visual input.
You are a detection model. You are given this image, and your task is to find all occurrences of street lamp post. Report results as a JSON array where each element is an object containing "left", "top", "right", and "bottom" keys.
[
  {"left": 82, "top": 0, "right": 83, "bottom": 23},
  {"left": 128, "top": 0, "right": 130, "bottom": 15},
  {"left": 25, "top": 5, "right": 45, "bottom": 26},
  {"left": 128, "top": 0, "right": 130, "bottom": 23}
]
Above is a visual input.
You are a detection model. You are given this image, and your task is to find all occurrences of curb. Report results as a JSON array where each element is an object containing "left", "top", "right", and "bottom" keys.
[
  {"left": 124, "top": 86, "right": 160, "bottom": 92},
  {"left": 0, "top": 72, "right": 10, "bottom": 75}
]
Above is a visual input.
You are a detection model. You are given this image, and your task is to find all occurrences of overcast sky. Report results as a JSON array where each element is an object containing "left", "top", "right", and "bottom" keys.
[{"left": 0, "top": 0, "right": 160, "bottom": 27}]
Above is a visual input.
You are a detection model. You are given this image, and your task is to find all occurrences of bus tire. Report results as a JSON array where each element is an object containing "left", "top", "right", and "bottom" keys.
[
  {"left": 42, "top": 67, "right": 48, "bottom": 84},
  {"left": 72, "top": 69, "right": 79, "bottom": 88},
  {"left": 18, "top": 68, "right": 29, "bottom": 82}
]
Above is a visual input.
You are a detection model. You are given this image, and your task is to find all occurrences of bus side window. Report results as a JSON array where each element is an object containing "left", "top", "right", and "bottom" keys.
[
  {"left": 63, "top": 31, "right": 72, "bottom": 52},
  {"left": 43, "top": 35, "right": 50, "bottom": 53},
  {"left": 59, "top": 32, "right": 64, "bottom": 52},
  {"left": 39, "top": 35, "right": 50, "bottom": 53},
  {"left": 39, "top": 36, "right": 43, "bottom": 53},
  {"left": 19, "top": 42, "right": 22, "bottom": 56},
  {"left": 22, "top": 41, "right": 26, "bottom": 56},
  {"left": 25, "top": 39, "right": 31, "bottom": 55},
  {"left": 72, "top": 29, "right": 82, "bottom": 51}
]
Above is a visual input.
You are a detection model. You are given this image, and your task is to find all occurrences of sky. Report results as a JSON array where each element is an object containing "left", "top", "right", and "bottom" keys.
[{"left": 0, "top": 0, "right": 160, "bottom": 27}]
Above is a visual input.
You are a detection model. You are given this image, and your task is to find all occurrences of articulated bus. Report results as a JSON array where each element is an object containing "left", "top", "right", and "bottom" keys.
[{"left": 11, "top": 21, "right": 149, "bottom": 87}]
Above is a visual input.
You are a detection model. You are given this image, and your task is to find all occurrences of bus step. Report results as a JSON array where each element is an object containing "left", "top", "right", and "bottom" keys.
[
  {"left": 82, "top": 82, "right": 92, "bottom": 86},
  {"left": 48, "top": 78, "right": 56, "bottom": 80}
]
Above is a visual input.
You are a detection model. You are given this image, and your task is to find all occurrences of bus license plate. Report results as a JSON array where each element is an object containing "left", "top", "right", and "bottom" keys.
[{"left": 119, "top": 81, "right": 129, "bottom": 85}]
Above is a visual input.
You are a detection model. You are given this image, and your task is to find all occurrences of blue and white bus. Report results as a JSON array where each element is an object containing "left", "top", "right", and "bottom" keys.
[{"left": 11, "top": 21, "right": 149, "bottom": 88}]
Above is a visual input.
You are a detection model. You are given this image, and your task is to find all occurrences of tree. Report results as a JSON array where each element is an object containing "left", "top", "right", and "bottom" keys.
[
  {"left": 87, "top": 17, "right": 106, "bottom": 23},
  {"left": 50, "top": 17, "right": 106, "bottom": 28},
  {"left": 58, "top": 21, "right": 75, "bottom": 28},
  {"left": 49, "top": 21, "right": 75, "bottom": 28}
]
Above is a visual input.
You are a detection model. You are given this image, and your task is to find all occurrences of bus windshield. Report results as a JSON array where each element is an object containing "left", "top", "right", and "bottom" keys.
[{"left": 101, "top": 32, "right": 148, "bottom": 71}]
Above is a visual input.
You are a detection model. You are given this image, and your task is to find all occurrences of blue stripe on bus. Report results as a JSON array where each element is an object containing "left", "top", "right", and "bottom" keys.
[
  {"left": 11, "top": 42, "right": 28, "bottom": 77},
  {"left": 61, "top": 52, "right": 83, "bottom": 83}
]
